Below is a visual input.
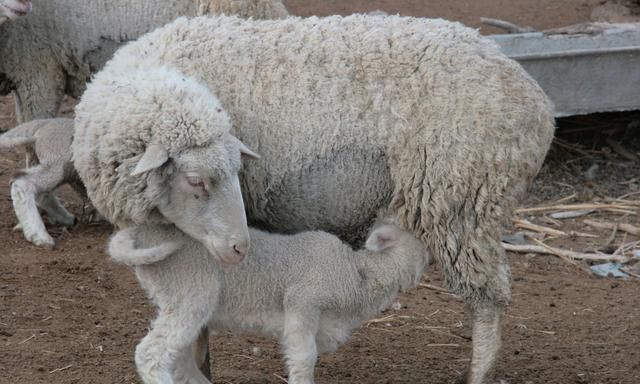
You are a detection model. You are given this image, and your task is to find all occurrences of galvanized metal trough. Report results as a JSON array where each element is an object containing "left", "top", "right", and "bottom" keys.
[{"left": 489, "top": 25, "right": 640, "bottom": 117}]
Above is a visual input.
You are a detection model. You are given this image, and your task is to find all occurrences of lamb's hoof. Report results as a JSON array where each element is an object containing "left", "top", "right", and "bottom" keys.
[
  {"left": 26, "top": 232, "right": 55, "bottom": 248},
  {"left": 12, "top": 223, "right": 22, "bottom": 232}
]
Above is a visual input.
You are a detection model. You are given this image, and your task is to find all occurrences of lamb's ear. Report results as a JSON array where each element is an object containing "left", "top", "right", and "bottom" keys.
[
  {"left": 131, "top": 144, "right": 169, "bottom": 176},
  {"left": 365, "top": 225, "right": 400, "bottom": 252}
]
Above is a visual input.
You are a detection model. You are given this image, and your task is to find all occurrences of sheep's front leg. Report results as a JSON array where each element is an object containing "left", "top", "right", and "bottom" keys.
[{"left": 282, "top": 311, "right": 319, "bottom": 384}]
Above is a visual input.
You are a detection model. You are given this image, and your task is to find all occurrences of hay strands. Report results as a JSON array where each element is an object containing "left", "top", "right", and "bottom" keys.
[
  {"left": 516, "top": 203, "right": 637, "bottom": 216},
  {"left": 513, "top": 219, "right": 598, "bottom": 238},
  {"left": 584, "top": 220, "right": 640, "bottom": 236},
  {"left": 502, "top": 239, "right": 630, "bottom": 263}
]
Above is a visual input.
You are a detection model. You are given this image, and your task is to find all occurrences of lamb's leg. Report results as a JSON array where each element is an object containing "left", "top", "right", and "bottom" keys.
[
  {"left": 173, "top": 344, "right": 211, "bottom": 384},
  {"left": 37, "top": 192, "right": 76, "bottom": 227},
  {"left": 192, "top": 327, "right": 212, "bottom": 380},
  {"left": 282, "top": 311, "right": 319, "bottom": 384},
  {"left": 10, "top": 164, "right": 64, "bottom": 247},
  {"left": 135, "top": 309, "right": 213, "bottom": 384}
]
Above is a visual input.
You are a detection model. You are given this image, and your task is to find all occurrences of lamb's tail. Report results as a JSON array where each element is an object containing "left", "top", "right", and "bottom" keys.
[
  {"left": 108, "top": 227, "right": 182, "bottom": 266},
  {"left": 0, "top": 120, "right": 42, "bottom": 149}
]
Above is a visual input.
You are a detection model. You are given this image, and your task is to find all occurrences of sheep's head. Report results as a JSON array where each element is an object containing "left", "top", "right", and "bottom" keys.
[
  {"left": 132, "top": 135, "right": 259, "bottom": 264},
  {"left": 0, "top": 0, "right": 31, "bottom": 24},
  {"left": 74, "top": 66, "right": 259, "bottom": 264}
]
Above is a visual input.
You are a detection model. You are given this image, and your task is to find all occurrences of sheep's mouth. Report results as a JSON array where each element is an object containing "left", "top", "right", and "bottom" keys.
[
  {"left": 4, "top": 3, "right": 31, "bottom": 17},
  {"left": 203, "top": 240, "right": 245, "bottom": 265},
  {"left": 3, "top": 8, "right": 27, "bottom": 17}
]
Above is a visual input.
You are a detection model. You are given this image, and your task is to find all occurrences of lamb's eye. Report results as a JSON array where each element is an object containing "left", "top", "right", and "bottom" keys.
[{"left": 186, "top": 175, "right": 204, "bottom": 188}]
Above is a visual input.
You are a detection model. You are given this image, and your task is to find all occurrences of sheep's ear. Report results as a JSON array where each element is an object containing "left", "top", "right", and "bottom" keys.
[
  {"left": 365, "top": 225, "right": 399, "bottom": 252},
  {"left": 227, "top": 135, "right": 260, "bottom": 160},
  {"left": 239, "top": 141, "right": 260, "bottom": 160},
  {"left": 131, "top": 144, "right": 169, "bottom": 176}
]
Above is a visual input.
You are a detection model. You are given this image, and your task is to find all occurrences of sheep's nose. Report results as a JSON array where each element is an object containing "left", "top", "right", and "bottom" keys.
[{"left": 232, "top": 242, "right": 248, "bottom": 258}]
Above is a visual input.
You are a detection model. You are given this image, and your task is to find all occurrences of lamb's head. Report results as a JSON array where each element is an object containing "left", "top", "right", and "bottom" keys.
[
  {"left": 0, "top": 0, "right": 31, "bottom": 23},
  {"left": 365, "top": 222, "right": 428, "bottom": 261},
  {"left": 73, "top": 67, "right": 259, "bottom": 264}
]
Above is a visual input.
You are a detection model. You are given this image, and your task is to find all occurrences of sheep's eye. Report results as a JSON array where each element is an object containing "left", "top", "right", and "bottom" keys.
[{"left": 186, "top": 175, "right": 204, "bottom": 188}]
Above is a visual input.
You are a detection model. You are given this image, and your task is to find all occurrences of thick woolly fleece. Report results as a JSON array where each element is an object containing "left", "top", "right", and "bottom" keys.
[
  {"left": 77, "top": 15, "right": 555, "bottom": 307},
  {"left": 0, "top": 0, "right": 288, "bottom": 123},
  {"left": 72, "top": 67, "right": 233, "bottom": 228}
]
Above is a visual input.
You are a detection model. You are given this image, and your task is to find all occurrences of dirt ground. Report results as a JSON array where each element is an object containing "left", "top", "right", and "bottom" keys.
[{"left": 1, "top": 1, "right": 640, "bottom": 384}]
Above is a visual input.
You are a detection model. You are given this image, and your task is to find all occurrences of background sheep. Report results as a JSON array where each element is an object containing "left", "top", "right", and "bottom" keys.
[
  {"left": 75, "top": 14, "right": 555, "bottom": 384},
  {"left": 0, "top": 0, "right": 30, "bottom": 25},
  {"left": 0, "top": 0, "right": 288, "bottom": 124},
  {"left": 200, "top": 0, "right": 288, "bottom": 19},
  {"left": 0, "top": 118, "right": 84, "bottom": 247},
  {"left": 108, "top": 221, "right": 430, "bottom": 384}
]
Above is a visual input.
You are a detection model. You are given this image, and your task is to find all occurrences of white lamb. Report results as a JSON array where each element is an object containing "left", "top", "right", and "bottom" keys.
[
  {"left": 108, "top": 221, "right": 431, "bottom": 384},
  {"left": 74, "top": 14, "right": 556, "bottom": 383},
  {"left": 0, "top": 0, "right": 30, "bottom": 25},
  {"left": 0, "top": 0, "right": 287, "bottom": 123},
  {"left": 0, "top": 118, "right": 84, "bottom": 247}
]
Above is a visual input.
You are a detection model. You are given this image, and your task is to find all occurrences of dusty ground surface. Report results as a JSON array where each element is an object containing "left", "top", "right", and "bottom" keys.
[{"left": 1, "top": 1, "right": 640, "bottom": 384}]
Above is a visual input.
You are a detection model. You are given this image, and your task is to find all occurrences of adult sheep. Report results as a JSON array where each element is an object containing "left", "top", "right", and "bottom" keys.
[
  {"left": 0, "top": 0, "right": 31, "bottom": 25},
  {"left": 0, "top": 0, "right": 288, "bottom": 123},
  {"left": 73, "top": 15, "right": 556, "bottom": 384}
]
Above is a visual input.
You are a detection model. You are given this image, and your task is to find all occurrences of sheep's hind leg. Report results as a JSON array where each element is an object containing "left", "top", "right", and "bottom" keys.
[
  {"left": 441, "top": 237, "right": 510, "bottom": 384},
  {"left": 282, "top": 311, "right": 320, "bottom": 384},
  {"left": 10, "top": 165, "right": 63, "bottom": 247},
  {"left": 463, "top": 302, "right": 504, "bottom": 384}
]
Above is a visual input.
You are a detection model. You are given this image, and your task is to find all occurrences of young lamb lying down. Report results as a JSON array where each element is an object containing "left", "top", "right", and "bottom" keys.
[
  {"left": 0, "top": 118, "right": 86, "bottom": 247},
  {"left": 109, "top": 222, "right": 431, "bottom": 384}
]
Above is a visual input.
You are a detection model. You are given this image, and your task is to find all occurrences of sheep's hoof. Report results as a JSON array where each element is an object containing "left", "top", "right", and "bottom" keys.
[{"left": 12, "top": 223, "right": 22, "bottom": 232}]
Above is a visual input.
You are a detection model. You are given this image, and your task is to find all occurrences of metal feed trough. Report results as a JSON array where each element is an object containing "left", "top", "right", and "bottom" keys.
[{"left": 489, "top": 25, "right": 640, "bottom": 117}]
